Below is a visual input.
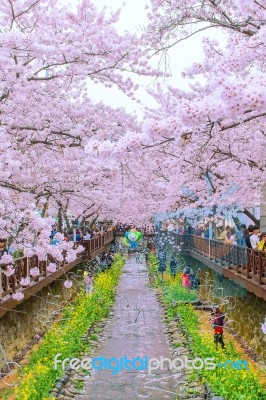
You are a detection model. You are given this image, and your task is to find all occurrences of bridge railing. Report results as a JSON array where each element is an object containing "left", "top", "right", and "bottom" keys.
[
  {"left": 0, "top": 230, "right": 114, "bottom": 300},
  {"left": 163, "top": 232, "right": 266, "bottom": 287}
]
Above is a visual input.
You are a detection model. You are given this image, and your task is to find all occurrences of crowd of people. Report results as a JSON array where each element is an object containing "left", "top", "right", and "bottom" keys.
[
  {"left": 0, "top": 225, "right": 115, "bottom": 261},
  {"left": 50, "top": 225, "right": 114, "bottom": 244},
  {"left": 192, "top": 223, "right": 265, "bottom": 250},
  {"left": 163, "top": 220, "right": 266, "bottom": 251},
  {"left": 115, "top": 223, "right": 154, "bottom": 235}
]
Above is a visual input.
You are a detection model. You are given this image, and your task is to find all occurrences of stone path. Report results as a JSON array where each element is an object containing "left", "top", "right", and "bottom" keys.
[{"left": 75, "top": 255, "right": 205, "bottom": 400}]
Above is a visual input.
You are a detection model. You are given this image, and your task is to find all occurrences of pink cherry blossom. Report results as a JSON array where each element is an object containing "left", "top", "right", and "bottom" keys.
[
  {"left": 20, "top": 277, "right": 31, "bottom": 287},
  {"left": 47, "top": 263, "right": 57, "bottom": 273},
  {"left": 65, "top": 251, "right": 77, "bottom": 264},
  {"left": 76, "top": 245, "right": 85, "bottom": 254},
  {"left": 64, "top": 280, "right": 73, "bottom": 289},
  {"left": 30, "top": 267, "right": 40, "bottom": 277},
  {"left": 0, "top": 0, "right": 263, "bottom": 248},
  {"left": 12, "top": 292, "right": 24, "bottom": 301},
  {"left": 3, "top": 265, "right": 15, "bottom": 277},
  {"left": 261, "top": 319, "right": 266, "bottom": 335},
  {"left": 0, "top": 254, "right": 14, "bottom": 265}
]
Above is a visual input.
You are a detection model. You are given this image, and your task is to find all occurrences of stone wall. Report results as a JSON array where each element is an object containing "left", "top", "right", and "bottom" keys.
[{"left": 0, "top": 264, "right": 83, "bottom": 366}]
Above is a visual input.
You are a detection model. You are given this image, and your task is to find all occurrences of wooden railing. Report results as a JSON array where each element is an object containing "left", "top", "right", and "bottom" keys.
[
  {"left": 0, "top": 230, "right": 114, "bottom": 301},
  {"left": 161, "top": 232, "right": 266, "bottom": 298},
  {"left": 188, "top": 235, "right": 266, "bottom": 285},
  {"left": 82, "top": 230, "right": 114, "bottom": 255}
]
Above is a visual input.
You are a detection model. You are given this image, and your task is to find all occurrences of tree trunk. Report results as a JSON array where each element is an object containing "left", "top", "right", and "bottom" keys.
[
  {"left": 41, "top": 196, "right": 50, "bottom": 218},
  {"left": 232, "top": 216, "right": 242, "bottom": 230},
  {"left": 63, "top": 211, "right": 71, "bottom": 232},
  {"left": 243, "top": 208, "right": 260, "bottom": 226},
  {"left": 57, "top": 204, "right": 63, "bottom": 232}
]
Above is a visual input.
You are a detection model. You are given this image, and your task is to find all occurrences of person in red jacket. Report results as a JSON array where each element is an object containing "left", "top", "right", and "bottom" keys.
[
  {"left": 182, "top": 272, "right": 191, "bottom": 288},
  {"left": 182, "top": 266, "right": 192, "bottom": 288},
  {"left": 210, "top": 306, "right": 225, "bottom": 349}
]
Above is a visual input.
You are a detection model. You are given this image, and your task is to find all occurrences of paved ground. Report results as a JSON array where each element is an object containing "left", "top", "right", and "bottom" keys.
[{"left": 77, "top": 255, "right": 181, "bottom": 400}]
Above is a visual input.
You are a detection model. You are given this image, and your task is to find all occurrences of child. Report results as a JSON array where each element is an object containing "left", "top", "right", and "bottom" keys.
[
  {"left": 182, "top": 266, "right": 191, "bottom": 288},
  {"left": 210, "top": 306, "right": 225, "bottom": 349},
  {"left": 84, "top": 271, "right": 93, "bottom": 295},
  {"left": 170, "top": 257, "right": 177, "bottom": 279}
]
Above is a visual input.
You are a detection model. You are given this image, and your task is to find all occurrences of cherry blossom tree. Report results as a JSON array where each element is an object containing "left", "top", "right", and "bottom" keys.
[
  {"left": 0, "top": 0, "right": 157, "bottom": 256},
  {"left": 141, "top": 0, "right": 266, "bottom": 219},
  {"left": 1, "top": 0, "right": 265, "bottom": 256}
]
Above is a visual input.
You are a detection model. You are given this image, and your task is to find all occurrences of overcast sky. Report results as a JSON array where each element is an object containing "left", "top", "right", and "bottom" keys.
[{"left": 88, "top": 0, "right": 221, "bottom": 118}]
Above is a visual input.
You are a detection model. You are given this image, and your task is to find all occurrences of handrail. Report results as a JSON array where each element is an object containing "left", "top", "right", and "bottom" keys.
[
  {"left": 0, "top": 230, "right": 114, "bottom": 301},
  {"left": 161, "top": 232, "right": 266, "bottom": 289}
]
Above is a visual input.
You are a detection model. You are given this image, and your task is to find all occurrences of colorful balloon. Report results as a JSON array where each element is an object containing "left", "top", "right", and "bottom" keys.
[{"left": 124, "top": 229, "right": 143, "bottom": 249}]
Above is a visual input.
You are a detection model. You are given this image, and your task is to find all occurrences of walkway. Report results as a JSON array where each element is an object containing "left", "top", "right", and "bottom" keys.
[{"left": 78, "top": 255, "right": 178, "bottom": 400}]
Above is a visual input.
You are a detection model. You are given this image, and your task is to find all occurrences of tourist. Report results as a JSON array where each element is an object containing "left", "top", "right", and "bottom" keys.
[
  {"left": 226, "top": 227, "right": 237, "bottom": 245},
  {"left": 256, "top": 232, "right": 266, "bottom": 252},
  {"left": 182, "top": 272, "right": 191, "bottom": 288},
  {"left": 84, "top": 271, "right": 93, "bottom": 295},
  {"left": 187, "top": 225, "right": 194, "bottom": 235},
  {"left": 178, "top": 223, "right": 184, "bottom": 235},
  {"left": 245, "top": 225, "right": 254, "bottom": 248},
  {"left": 51, "top": 235, "right": 60, "bottom": 246},
  {"left": 63, "top": 229, "right": 69, "bottom": 241},
  {"left": 242, "top": 228, "right": 249, "bottom": 247},
  {"left": 217, "top": 225, "right": 231, "bottom": 241},
  {"left": 235, "top": 224, "right": 247, "bottom": 247},
  {"left": 105, "top": 253, "right": 113, "bottom": 268},
  {"left": 170, "top": 257, "right": 177, "bottom": 279},
  {"left": 210, "top": 306, "right": 225, "bottom": 350},
  {"left": 107, "top": 252, "right": 114, "bottom": 263},
  {"left": 75, "top": 229, "right": 81, "bottom": 242},
  {"left": 194, "top": 225, "right": 204, "bottom": 236},
  {"left": 204, "top": 224, "right": 213, "bottom": 239},
  {"left": 68, "top": 231, "right": 73, "bottom": 241},
  {"left": 158, "top": 249, "right": 166, "bottom": 277},
  {"left": 182, "top": 266, "right": 191, "bottom": 288},
  {"left": 250, "top": 225, "right": 260, "bottom": 249},
  {"left": 84, "top": 231, "right": 92, "bottom": 240},
  {"left": 0, "top": 239, "right": 8, "bottom": 257},
  {"left": 191, "top": 273, "right": 200, "bottom": 290},
  {"left": 50, "top": 227, "right": 57, "bottom": 239}
]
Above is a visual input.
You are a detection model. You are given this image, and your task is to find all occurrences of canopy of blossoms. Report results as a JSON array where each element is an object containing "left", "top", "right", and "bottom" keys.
[{"left": 0, "top": 0, "right": 265, "bottom": 258}]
